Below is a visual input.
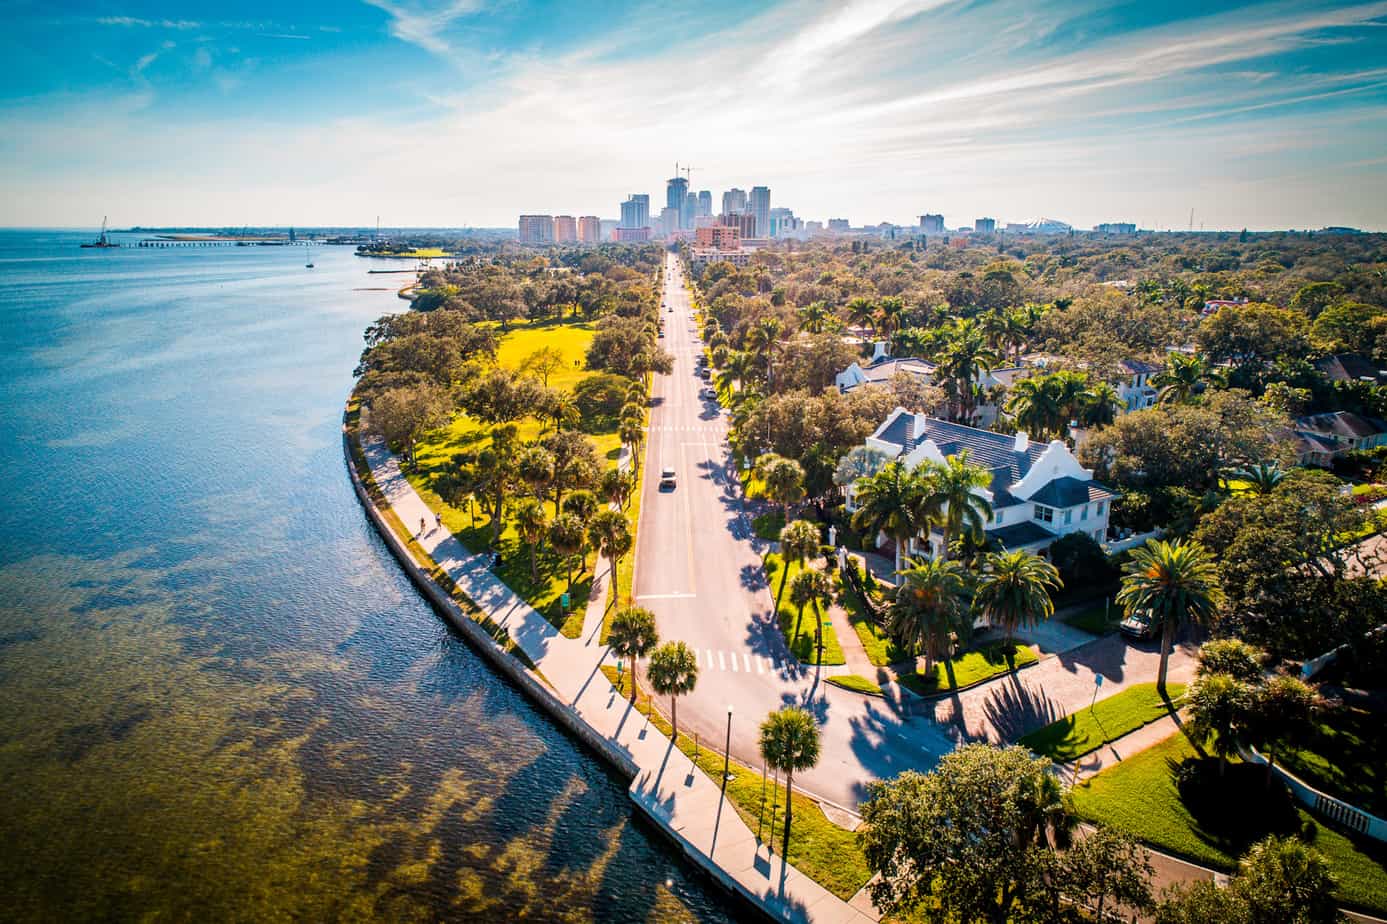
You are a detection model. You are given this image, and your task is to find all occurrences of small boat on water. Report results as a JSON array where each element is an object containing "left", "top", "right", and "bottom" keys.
[
  {"left": 305, "top": 243, "right": 314, "bottom": 268},
  {"left": 80, "top": 216, "right": 119, "bottom": 249}
]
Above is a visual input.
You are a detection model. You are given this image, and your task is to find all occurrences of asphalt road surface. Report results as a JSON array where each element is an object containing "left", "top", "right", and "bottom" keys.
[{"left": 631, "top": 251, "right": 955, "bottom": 809}]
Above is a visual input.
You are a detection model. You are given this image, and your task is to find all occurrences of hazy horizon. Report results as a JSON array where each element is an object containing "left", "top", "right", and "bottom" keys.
[{"left": 5, "top": 0, "right": 1387, "bottom": 231}]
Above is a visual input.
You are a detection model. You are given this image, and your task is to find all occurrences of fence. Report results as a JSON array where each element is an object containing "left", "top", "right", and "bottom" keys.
[{"left": 1238, "top": 744, "right": 1387, "bottom": 843}]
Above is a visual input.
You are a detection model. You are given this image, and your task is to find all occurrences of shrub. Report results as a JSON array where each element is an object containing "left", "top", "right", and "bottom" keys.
[{"left": 573, "top": 373, "right": 635, "bottom": 423}]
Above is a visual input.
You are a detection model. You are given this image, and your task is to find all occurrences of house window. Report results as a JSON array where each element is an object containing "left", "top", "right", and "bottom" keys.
[
  {"left": 992, "top": 510, "right": 1002, "bottom": 524},
  {"left": 1081, "top": 505, "right": 1089, "bottom": 521},
  {"left": 1033, "top": 505, "right": 1054, "bottom": 523},
  {"left": 1096, "top": 501, "right": 1105, "bottom": 516},
  {"left": 1064, "top": 509, "right": 1072, "bottom": 525}
]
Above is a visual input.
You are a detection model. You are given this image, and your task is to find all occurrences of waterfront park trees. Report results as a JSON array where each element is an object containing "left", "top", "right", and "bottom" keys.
[
  {"left": 1115, "top": 538, "right": 1223, "bottom": 695},
  {"left": 647, "top": 641, "right": 699, "bottom": 735},
  {"left": 607, "top": 607, "right": 659, "bottom": 703},
  {"left": 758, "top": 706, "right": 821, "bottom": 857}
]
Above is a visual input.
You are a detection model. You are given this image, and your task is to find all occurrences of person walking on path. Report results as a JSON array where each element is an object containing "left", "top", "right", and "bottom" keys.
[
  {"left": 435, "top": 511, "right": 442, "bottom": 529},
  {"left": 419, "top": 516, "right": 426, "bottom": 536}
]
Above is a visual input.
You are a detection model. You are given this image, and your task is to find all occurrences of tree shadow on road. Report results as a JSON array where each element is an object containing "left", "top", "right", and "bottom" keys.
[{"left": 978, "top": 675, "right": 1063, "bottom": 742}]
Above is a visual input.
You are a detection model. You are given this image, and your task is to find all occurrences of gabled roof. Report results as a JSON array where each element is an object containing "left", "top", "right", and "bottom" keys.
[
  {"left": 1314, "top": 354, "right": 1387, "bottom": 386},
  {"left": 1027, "top": 476, "right": 1115, "bottom": 508},
  {"left": 870, "top": 410, "right": 1045, "bottom": 505},
  {"left": 989, "top": 521, "right": 1056, "bottom": 550},
  {"left": 858, "top": 356, "right": 934, "bottom": 383},
  {"left": 1294, "top": 411, "right": 1387, "bottom": 441},
  {"left": 1118, "top": 358, "right": 1163, "bottom": 375}
]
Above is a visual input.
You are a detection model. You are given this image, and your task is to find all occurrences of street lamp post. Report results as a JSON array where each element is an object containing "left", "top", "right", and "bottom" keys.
[{"left": 722, "top": 705, "right": 734, "bottom": 784}]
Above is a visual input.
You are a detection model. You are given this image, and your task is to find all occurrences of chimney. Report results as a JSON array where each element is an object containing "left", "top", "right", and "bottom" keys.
[
  {"left": 1014, "top": 431, "right": 1029, "bottom": 452},
  {"left": 872, "top": 340, "right": 889, "bottom": 363}
]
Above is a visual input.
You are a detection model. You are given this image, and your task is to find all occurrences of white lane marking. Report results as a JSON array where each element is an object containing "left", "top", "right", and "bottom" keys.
[
  {"left": 756, "top": 657, "right": 765, "bottom": 674},
  {"left": 730, "top": 651, "right": 739, "bottom": 672},
  {"left": 706, "top": 649, "right": 715, "bottom": 668},
  {"left": 743, "top": 653, "right": 752, "bottom": 672},
  {"left": 717, "top": 650, "right": 726, "bottom": 670},
  {"left": 635, "top": 592, "right": 697, "bottom": 600}
]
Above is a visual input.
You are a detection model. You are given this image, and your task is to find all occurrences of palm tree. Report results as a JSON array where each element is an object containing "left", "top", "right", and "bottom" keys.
[
  {"left": 547, "top": 391, "right": 580, "bottom": 432},
  {"left": 1154, "top": 353, "right": 1222, "bottom": 405},
  {"left": 514, "top": 497, "right": 549, "bottom": 582},
  {"left": 1231, "top": 461, "right": 1286, "bottom": 495},
  {"left": 607, "top": 606, "right": 659, "bottom": 703},
  {"left": 1186, "top": 672, "right": 1251, "bottom": 776},
  {"left": 599, "top": 468, "right": 633, "bottom": 510},
  {"left": 1052, "top": 370, "right": 1094, "bottom": 429},
  {"left": 889, "top": 557, "right": 971, "bottom": 676},
  {"left": 936, "top": 319, "right": 999, "bottom": 423},
  {"left": 717, "top": 349, "right": 756, "bottom": 393},
  {"left": 1080, "top": 381, "right": 1121, "bottom": 429},
  {"left": 777, "top": 519, "right": 821, "bottom": 616},
  {"left": 844, "top": 296, "right": 877, "bottom": 335},
  {"left": 548, "top": 512, "right": 586, "bottom": 591},
  {"left": 1014, "top": 765, "right": 1075, "bottom": 851},
  {"left": 1116, "top": 539, "right": 1224, "bottom": 694},
  {"left": 587, "top": 509, "right": 632, "bottom": 586},
  {"left": 517, "top": 444, "right": 555, "bottom": 503},
  {"left": 647, "top": 640, "right": 699, "bottom": 735},
  {"left": 1006, "top": 376, "right": 1067, "bottom": 442},
  {"left": 758, "top": 706, "right": 821, "bottom": 856},
  {"left": 973, "top": 549, "right": 1061, "bottom": 645},
  {"left": 618, "top": 420, "right": 644, "bottom": 464},
  {"left": 790, "top": 569, "right": 834, "bottom": 663},
  {"left": 1245, "top": 675, "right": 1317, "bottom": 790},
  {"left": 757, "top": 454, "right": 806, "bottom": 526},
  {"left": 850, "top": 461, "right": 923, "bottom": 572},
  {"left": 877, "top": 296, "right": 907, "bottom": 340},
  {"left": 915, "top": 451, "right": 994, "bottom": 561},
  {"left": 745, "top": 317, "right": 783, "bottom": 383},
  {"left": 797, "top": 300, "right": 834, "bottom": 334}
]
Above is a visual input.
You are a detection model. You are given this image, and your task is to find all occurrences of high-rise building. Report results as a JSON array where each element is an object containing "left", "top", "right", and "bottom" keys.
[
  {"left": 553, "top": 215, "right": 577, "bottom": 243},
  {"left": 919, "top": 214, "right": 945, "bottom": 233},
  {"left": 721, "top": 188, "right": 747, "bottom": 216},
  {"left": 518, "top": 215, "right": 554, "bottom": 244},
  {"left": 666, "top": 176, "right": 689, "bottom": 216},
  {"left": 721, "top": 210, "right": 757, "bottom": 239},
  {"left": 975, "top": 217, "right": 996, "bottom": 233},
  {"left": 619, "top": 194, "right": 649, "bottom": 230},
  {"left": 749, "top": 186, "right": 771, "bottom": 238},
  {"left": 696, "top": 225, "right": 740, "bottom": 249},
  {"left": 827, "top": 218, "right": 850, "bottom": 233},
  {"left": 697, "top": 190, "right": 713, "bottom": 217},
  {"left": 683, "top": 192, "right": 698, "bottom": 230},
  {"left": 658, "top": 206, "right": 680, "bottom": 237},
  {"left": 769, "top": 207, "right": 800, "bottom": 238},
  {"left": 578, "top": 216, "right": 601, "bottom": 243}
]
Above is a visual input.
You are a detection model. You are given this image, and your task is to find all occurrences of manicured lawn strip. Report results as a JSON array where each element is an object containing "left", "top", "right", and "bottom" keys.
[
  {"left": 751, "top": 510, "right": 785, "bottom": 541},
  {"left": 1019, "top": 683, "right": 1186, "bottom": 761},
  {"left": 836, "top": 573, "right": 907, "bottom": 667},
  {"left": 897, "top": 643, "right": 1038, "bottom": 696},
  {"left": 765, "top": 553, "right": 846, "bottom": 666},
  {"left": 1061, "top": 598, "right": 1121, "bottom": 636},
  {"left": 1280, "top": 707, "right": 1387, "bottom": 818},
  {"left": 826, "top": 675, "right": 883, "bottom": 695},
  {"left": 603, "top": 440, "right": 645, "bottom": 645},
  {"left": 602, "top": 667, "right": 871, "bottom": 899},
  {"left": 1072, "top": 732, "right": 1387, "bottom": 915}
]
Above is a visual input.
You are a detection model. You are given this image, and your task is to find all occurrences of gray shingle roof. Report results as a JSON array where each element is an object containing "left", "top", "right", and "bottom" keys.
[
  {"left": 873, "top": 412, "right": 1047, "bottom": 504},
  {"left": 1026, "top": 476, "right": 1116, "bottom": 508},
  {"left": 988, "top": 521, "right": 1056, "bottom": 549}
]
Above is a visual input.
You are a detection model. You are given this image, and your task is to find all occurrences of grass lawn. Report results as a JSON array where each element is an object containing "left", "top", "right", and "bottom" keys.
[
  {"left": 836, "top": 573, "right": 908, "bottom": 667},
  {"left": 1019, "top": 682, "right": 1186, "bottom": 761},
  {"left": 1280, "top": 707, "right": 1387, "bottom": 818},
  {"left": 602, "top": 443, "right": 645, "bottom": 645},
  {"left": 602, "top": 666, "right": 871, "bottom": 899},
  {"left": 1072, "top": 731, "right": 1387, "bottom": 915},
  {"left": 1061, "top": 597, "right": 1121, "bottom": 636},
  {"left": 751, "top": 509, "right": 785, "bottom": 541},
  {"left": 826, "top": 674, "right": 884, "bottom": 695},
  {"left": 764, "top": 553, "right": 846, "bottom": 666},
  {"left": 897, "top": 643, "right": 1038, "bottom": 696}
]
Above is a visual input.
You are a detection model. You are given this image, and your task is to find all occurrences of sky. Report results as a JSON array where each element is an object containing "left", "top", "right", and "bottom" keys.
[{"left": 3, "top": 0, "right": 1387, "bottom": 231}]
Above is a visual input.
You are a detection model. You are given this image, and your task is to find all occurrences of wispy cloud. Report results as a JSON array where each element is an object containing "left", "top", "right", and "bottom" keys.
[
  {"left": 361, "top": 0, "right": 487, "bottom": 56},
  {"left": 97, "top": 16, "right": 202, "bottom": 29}
]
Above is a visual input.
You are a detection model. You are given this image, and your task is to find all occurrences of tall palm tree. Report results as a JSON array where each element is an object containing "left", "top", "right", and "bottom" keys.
[
  {"left": 587, "top": 509, "right": 632, "bottom": 586},
  {"left": 973, "top": 549, "right": 1061, "bottom": 645},
  {"left": 915, "top": 451, "right": 994, "bottom": 561},
  {"left": 1080, "top": 381, "right": 1121, "bottom": 429},
  {"left": 1154, "top": 353, "right": 1223, "bottom": 405},
  {"left": 607, "top": 606, "right": 659, "bottom": 703},
  {"left": 889, "top": 556, "right": 972, "bottom": 675},
  {"left": 717, "top": 349, "right": 756, "bottom": 393},
  {"left": 877, "top": 296, "right": 907, "bottom": 341},
  {"left": 777, "top": 519, "right": 821, "bottom": 616},
  {"left": 1231, "top": 461, "right": 1286, "bottom": 495},
  {"left": 850, "top": 461, "right": 923, "bottom": 572},
  {"left": 789, "top": 568, "right": 833, "bottom": 663},
  {"left": 548, "top": 512, "right": 586, "bottom": 591},
  {"left": 845, "top": 296, "right": 878, "bottom": 335},
  {"left": 1052, "top": 370, "right": 1094, "bottom": 429},
  {"left": 745, "top": 317, "right": 783, "bottom": 384},
  {"left": 618, "top": 420, "right": 644, "bottom": 465},
  {"left": 647, "top": 640, "right": 699, "bottom": 735},
  {"left": 936, "top": 319, "right": 999, "bottom": 422},
  {"left": 1014, "top": 765, "right": 1075, "bottom": 851},
  {"left": 514, "top": 497, "right": 549, "bottom": 582},
  {"left": 1006, "top": 376, "right": 1067, "bottom": 441},
  {"left": 758, "top": 455, "right": 806, "bottom": 526},
  {"left": 758, "top": 706, "right": 821, "bottom": 856},
  {"left": 797, "top": 300, "right": 834, "bottom": 334},
  {"left": 1116, "top": 539, "right": 1224, "bottom": 694}
]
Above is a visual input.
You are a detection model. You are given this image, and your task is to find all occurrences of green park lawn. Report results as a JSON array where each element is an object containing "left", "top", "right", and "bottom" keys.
[
  {"left": 1280, "top": 707, "right": 1387, "bottom": 818},
  {"left": 897, "top": 643, "right": 1038, "bottom": 696},
  {"left": 836, "top": 573, "right": 908, "bottom": 667},
  {"left": 764, "top": 553, "right": 846, "bottom": 666},
  {"left": 826, "top": 674, "right": 884, "bottom": 695},
  {"left": 602, "top": 666, "right": 871, "bottom": 900},
  {"left": 1019, "top": 682, "right": 1186, "bottom": 762},
  {"left": 1072, "top": 731, "right": 1387, "bottom": 915}
]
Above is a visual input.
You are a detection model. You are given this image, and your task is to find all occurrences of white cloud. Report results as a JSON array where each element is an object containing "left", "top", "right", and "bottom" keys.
[{"left": 361, "top": 0, "right": 488, "bottom": 56}]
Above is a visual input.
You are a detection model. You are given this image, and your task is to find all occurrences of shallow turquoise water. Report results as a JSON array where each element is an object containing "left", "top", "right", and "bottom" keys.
[{"left": 0, "top": 230, "right": 734, "bottom": 922}]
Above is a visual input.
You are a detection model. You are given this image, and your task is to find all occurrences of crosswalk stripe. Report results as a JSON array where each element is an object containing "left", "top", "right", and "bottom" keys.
[
  {"left": 756, "top": 657, "right": 764, "bottom": 674},
  {"left": 743, "top": 653, "right": 752, "bottom": 672},
  {"left": 730, "top": 651, "right": 738, "bottom": 671},
  {"left": 717, "top": 650, "right": 725, "bottom": 670},
  {"left": 706, "top": 649, "right": 714, "bottom": 667}
]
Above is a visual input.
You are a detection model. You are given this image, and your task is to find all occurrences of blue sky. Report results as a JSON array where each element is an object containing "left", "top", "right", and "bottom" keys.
[{"left": 3, "top": 0, "right": 1387, "bottom": 229}]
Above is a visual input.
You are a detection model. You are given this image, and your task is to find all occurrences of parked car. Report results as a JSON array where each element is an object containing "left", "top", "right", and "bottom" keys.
[
  {"left": 659, "top": 467, "right": 677, "bottom": 489},
  {"left": 1119, "top": 610, "right": 1158, "bottom": 641}
]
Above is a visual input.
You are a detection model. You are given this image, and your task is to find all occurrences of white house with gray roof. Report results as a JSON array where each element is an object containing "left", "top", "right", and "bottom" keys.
[{"left": 845, "top": 407, "right": 1116, "bottom": 562}]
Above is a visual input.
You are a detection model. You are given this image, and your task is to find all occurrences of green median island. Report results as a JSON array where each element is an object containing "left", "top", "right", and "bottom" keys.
[
  {"left": 1019, "top": 682, "right": 1185, "bottom": 762},
  {"left": 826, "top": 674, "right": 884, "bottom": 696},
  {"left": 897, "top": 642, "right": 1037, "bottom": 696},
  {"left": 763, "top": 552, "right": 846, "bottom": 666},
  {"left": 1072, "top": 730, "right": 1387, "bottom": 915},
  {"left": 601, "top": 666, "right": 871, "bottom": 899}
]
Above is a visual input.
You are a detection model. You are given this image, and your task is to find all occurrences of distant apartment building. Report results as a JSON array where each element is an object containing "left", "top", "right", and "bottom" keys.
[
  {"left": 697, "top": 190, "right": 713, "bottom": 217},
  {"left": 667, "top": 176, "right": 689, "bottom": 228},
  {"left": 599, "top": 219, "right": 619, "bottom": 241},
  {"left": 975, "top": 217, "right": 997, "bottom": 233},
  {"left": 658, "top": 206, "right": 680, "bottom": 237},
  {"left": 720, "top": 210, "right": 758, "bottom": 239},
  {"left": 749, "top": 186, "right": 771, "bottom": 238},
  {"left": 619, "top": 194, "right": 650, "bottom": 230},
  {"left": 919, "top": 213, "right": 945, "bottom": 234},
  {"left": 827, "top": 218, "right": 850, "bottom": 232},
  {"left": 689, "top": 248, "right": 752, "bottom": 268},
  {"left": 552, "top": 215, "right": 577, "bottom": 243},
  {"left": 1094, "top": 222, "right": 1137, "bottom": 234},
  {"left": 614, "top": 227, "right": 651, "bottom": 242},
  {"left": 684, "top": 192, "right": 699, "bottom": 229},
  {"left": 721, "top": 188, "right": 747, "bottom": 216},
  {"left": 696, "top": 225, "right": 740, "bottom": 249},
  {"left": 518, "top": 214, "right": 554, "bottom": 244},
  {"left": 578, "top": 216, "right": 601, "bottom": 243},
  {"left": 769, "top": 207, "right": 802, "bottom": 238}
]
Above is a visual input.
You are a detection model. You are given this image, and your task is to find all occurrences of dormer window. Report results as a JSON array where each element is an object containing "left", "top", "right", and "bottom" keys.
[{"left": 1033, "top": 505, "right": 1054, "bottom": 523}]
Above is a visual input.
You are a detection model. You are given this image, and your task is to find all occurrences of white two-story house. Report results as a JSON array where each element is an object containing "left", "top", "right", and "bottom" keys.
[
  {"left": 844, "top": 407, "right": 1117, "bottom": 563},
  {"left": 1115, "top": 358, "right": 1162, "bottom": 413}
]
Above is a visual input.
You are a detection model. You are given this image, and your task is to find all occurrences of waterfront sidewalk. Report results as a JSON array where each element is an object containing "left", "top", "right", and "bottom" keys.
[{"left": 361, "top": 437, "right": 875, "bottom": 924}]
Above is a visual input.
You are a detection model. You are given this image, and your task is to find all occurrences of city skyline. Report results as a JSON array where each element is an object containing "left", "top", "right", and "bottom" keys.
[{"left": 4, "top": 0, "right": 1387, "bottom": 230}]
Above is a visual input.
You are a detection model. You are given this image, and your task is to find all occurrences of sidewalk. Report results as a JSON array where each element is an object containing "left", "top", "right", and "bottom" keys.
[{"left": 361, "top": 436, "right": 874, "bottom": 924}]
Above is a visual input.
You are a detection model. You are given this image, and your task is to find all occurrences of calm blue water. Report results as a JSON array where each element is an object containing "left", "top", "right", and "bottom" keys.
[{"left": 0, "top": 230, "right": 733, "bottom": 922}]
